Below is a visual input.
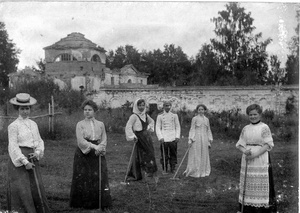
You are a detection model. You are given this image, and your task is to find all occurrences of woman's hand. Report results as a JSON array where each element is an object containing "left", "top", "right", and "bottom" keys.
[
  {"left": 95, "top": 144, "right": 106, "bottom": 156},
  {"left": 188, "top": 139, "right": 194, "bottom": 145},
  {"left": 245, "top": 152, "right": 258, "bottom": 160},
  {"left": 25, "top": 162, "right": 35, "bottom": 170},
  {"left": 243, "top": 149, "right": 252, "bottom": 156},
  {"left": 28, "top": 153, "right": 39, "bottom": 161}
]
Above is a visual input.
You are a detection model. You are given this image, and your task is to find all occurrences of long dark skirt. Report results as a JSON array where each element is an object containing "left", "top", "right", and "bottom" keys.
[
  {"left": 7, "top": 147, "right": 50, "bottom": 213},
  {"left": 238, "top": 153, "right": 277, "bottom": 213},
  {"left": 69, "top": 147, "right": 112, "bottom": 210},
  {"left": 127, "top": 130, "right": 157, "bottom": 180}
]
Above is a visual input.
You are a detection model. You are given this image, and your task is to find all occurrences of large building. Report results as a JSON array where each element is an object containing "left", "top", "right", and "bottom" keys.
[{"left": 43, "top": 32, "right": 149, "bottom": 91}]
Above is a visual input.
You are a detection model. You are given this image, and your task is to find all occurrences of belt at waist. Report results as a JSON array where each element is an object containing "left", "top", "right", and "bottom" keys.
[
  {"left": 85, "top": 139, "right": 99, "bottom": 145},
  {"left": 247, "top": 144, "right": 262, "bottom": 146}
]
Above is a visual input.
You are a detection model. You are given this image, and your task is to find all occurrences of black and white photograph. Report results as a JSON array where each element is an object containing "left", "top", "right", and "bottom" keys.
[{"left": 0, "top": 1, "right": 299, "bottom": 212}]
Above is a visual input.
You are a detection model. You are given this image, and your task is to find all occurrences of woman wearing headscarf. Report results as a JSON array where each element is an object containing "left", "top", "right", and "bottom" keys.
[
  {"left": 70, "top": 100, "right": 112, "bottom": 210},
  {"left": 125, "top": 98, "right": 158, "bottom": 183},
  {"left": 7, "top": 93, "right": 50, "bottom": 213}
]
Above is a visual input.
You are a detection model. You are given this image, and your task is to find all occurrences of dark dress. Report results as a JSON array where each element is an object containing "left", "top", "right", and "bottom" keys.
[
  {"left": 69, "top": 140, "right": 112, "bottom": 210},
  {"left": 7, "top": 147, "right": 50, "bottom": 213},
  {"left": 127, "top": 114, "right": 158, "bottom": 180}
]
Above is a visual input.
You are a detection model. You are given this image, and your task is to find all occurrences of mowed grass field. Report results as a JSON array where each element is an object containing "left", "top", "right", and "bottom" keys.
[{"left": 0, "top": 131, "right": 298, "bottom": 212}]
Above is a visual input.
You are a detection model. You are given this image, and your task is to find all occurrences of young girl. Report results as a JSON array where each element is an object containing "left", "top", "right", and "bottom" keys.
[
  {"left": 236, "top": 104, "right": 277, "bottom": 213},
  {"left": 184, "top": 104, "right": 213, "bottom": 178}
]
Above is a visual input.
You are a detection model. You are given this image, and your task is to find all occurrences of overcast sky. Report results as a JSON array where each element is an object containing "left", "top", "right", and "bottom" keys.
[{"left": 0, "top": 1, "right": 299, "bottom": 69}]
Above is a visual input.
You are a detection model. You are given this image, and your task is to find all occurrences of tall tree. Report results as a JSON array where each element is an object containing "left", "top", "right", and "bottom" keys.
[
  {"left": 210, "top": 2, "right": 272, "bottom": 85},
  {"left": 285, "top": 11, "right": 299, "bottom": 85},
  {"left": 193, "top": 43, "right": 224, "bottom": 85},
  {"left": 0, "top": 22, "right": 20, "bottom": 88},
  {"left": 267, "top": 55, "right": 285, "bottom": 85}
]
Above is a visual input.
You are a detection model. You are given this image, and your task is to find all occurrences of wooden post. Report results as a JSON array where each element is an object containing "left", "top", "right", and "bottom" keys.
[
  {"left": 48, "top": 103, "right": 51, "bottom": 133},
  {"left": 51, "top": 96, "right": 54, "bottom": 133}
]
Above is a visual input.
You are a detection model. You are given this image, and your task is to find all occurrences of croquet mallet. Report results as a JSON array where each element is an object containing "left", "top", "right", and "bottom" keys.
[
  {"left": 120, "top": 141, "right": 137, "bottom": 185},
  {"left": 241, "top": 158, "right": 248, "bottom": 213},
  {"left": 98, "top": 153, "right": 102, "bottom": 212},
  {"left": 170, "top": 143, "right": 192, "bottom": 180},
  {"left": 29, "top": 157, "right": 46, "bottom": 213}
]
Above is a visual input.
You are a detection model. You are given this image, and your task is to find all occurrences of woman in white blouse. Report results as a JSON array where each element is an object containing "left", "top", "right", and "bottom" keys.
[
  {"left": 125, "top": 98, "right": 158, "bottom": 183},
  {"left": 69, "top": 100, "right": 112, "bottom": 210},
  {"left": 7, "top": 93, "right": 50, "bottom": 213},
  {"left": 236, "top": 104, "right": 277, "bottom": 213}
]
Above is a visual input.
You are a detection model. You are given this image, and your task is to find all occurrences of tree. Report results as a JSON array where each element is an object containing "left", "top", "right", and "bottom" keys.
[
  {"left": 266, "top": 55, "right": 285, "bottom": 85},
  {"left": 0, "top": 22, "right": 20, "bottom": 88},
  {"left": 32, "top": 58, "right": 46, "bottom": 73},
  {"left": 210, "top": 3, "right": 272, "bottom": 85},
  {"left": 285, "top": 12, "right": 299, "bottom": 85},
  {"left": 142, "top": 44, "right": 191, "bottom": 86},
  {"left": 106, "top": 45, "right": 142, "bottom": 70},
  {"left": 193, "top": 43, "right": 224, "bottom": 85}
]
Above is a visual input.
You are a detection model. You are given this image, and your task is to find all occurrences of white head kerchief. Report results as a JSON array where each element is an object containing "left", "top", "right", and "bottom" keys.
[{"left": 132, "top": 98, "right": 146, "bottom": 122}]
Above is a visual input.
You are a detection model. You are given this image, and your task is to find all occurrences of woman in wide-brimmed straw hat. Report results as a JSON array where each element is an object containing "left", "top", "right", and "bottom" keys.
[{"left": 7, "top": 93, "right": 51, "bottom": 213}]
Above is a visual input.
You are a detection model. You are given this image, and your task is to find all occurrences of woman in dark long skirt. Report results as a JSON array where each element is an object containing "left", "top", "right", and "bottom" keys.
[
  {"left": 7, "top": 93, "right": 50, "bottom": 213},
  {"left": 125, "top": 98, "right": 158, "bottom": 183},
  {"left": 70, "top": 100, "right": 112, "bottom": 210}
]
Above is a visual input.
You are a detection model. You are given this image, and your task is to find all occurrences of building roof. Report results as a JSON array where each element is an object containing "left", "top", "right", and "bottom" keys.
[{"left": 43, "top": 32, "right": 105, "bottom": 52}]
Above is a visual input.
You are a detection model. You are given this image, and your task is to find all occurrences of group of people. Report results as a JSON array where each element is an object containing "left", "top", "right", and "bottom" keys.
[{"left": 6, "top": 93, "right": 277, "bottom": 213}]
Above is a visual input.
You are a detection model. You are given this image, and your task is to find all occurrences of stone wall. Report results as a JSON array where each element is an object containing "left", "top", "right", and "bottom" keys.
[{"left": 92, "top": 85, "right": 299, "bottom": 114}]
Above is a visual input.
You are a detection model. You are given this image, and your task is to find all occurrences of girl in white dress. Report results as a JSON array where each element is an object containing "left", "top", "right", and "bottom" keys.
[
  {"left": 236, "top": 104, "right": 277, "bottom": 213},
  {"left": 184, "top": 104, "right": 213, "bottom": 178}
]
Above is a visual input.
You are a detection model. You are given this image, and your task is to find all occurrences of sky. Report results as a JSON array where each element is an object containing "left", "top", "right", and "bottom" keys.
[{"left": 0, "top": 1, "right": 299, "bottom": 70}]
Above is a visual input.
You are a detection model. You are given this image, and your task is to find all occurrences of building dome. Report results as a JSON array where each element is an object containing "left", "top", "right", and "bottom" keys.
[{"left": 44, "top": 32, "right": 104, "bottom": 51}]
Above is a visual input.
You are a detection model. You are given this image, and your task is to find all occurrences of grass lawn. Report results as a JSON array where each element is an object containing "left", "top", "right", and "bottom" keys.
[{"left": 0, "top": 132, "right": 298, "bottom": 213}]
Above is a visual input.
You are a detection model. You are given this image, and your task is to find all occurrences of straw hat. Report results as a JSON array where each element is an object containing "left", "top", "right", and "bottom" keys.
[{"left": 9, "top": 93, "right": 37, "bottom": 106}]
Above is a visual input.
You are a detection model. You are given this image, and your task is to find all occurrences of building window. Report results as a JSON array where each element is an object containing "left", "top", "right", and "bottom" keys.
[
  {"left": 61, "top": 53, "right": 71, "bottom": 61},
  {"left": 91, "top": 54, "right": 101, "bottom": 62},
  {"left": 54, "top": 53, "right": 76, "bottom": 62},
  {"left": 140, "top": 80, "right": 143, "bottom": 84},
  {"left": 111, "top": 77, "right": 114, "bottom": 85}
]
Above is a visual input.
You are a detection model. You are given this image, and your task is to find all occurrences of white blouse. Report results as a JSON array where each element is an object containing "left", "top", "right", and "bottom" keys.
[
  {"left": 125, "top": 114, "right": 154, "bottom": 141},
  {"left": 8, "top": 116, "right": 44, "bottom": 167},
  {"left": 236, "top": 122, "right": 274, "bottom": 150},
  {"left": 76, "top": 118, "right": 107, "bottom": 154},
  {"left": 188, "top": 115, "right": 213, "bottom": 141}
]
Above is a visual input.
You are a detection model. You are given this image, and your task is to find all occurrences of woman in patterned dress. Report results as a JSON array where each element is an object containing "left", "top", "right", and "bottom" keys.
[
  {"left": 183, "top": 104, "right": 213, "bottom": 178},
  {"left": 7, "top": 93, "right": 50, "bottom": 213},
  {"left": 70, "top": 100, "right": 112, "bottom": 210},
  {"left": 125, "top": 98, "right": 158, "bottom": 183},
  {"left": 236, "top": 104, "right": 277, "bottom": 213}
]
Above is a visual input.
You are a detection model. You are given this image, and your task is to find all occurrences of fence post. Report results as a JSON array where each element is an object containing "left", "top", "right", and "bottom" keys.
[
  {"left": 51, "top": 96, "right": 54, "bottom": 134},
  {"left": 48, "top": 103, "right": 51, "bottom": 133}
]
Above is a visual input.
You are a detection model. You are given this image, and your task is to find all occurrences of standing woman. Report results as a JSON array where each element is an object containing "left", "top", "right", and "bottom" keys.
[
  {"left": 7, "top": 93, "right": 50, "bottom": 213},
  {"left": 70, "top": 100, "right": 112, "bottom": 210},
  {"left": 236, "top": 104, "right": 277, "bottom": 213},
  {"left": 184, "top": 104, "right": 213, "bottom": 178},
  {"left": 125, "top": 99, "right": 158, "bottom": 183}
]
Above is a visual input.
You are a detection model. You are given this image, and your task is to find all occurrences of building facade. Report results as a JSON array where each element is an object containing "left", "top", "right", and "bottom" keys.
[{"left": 43, "top": 32, "right": 148, "bottom": 91}]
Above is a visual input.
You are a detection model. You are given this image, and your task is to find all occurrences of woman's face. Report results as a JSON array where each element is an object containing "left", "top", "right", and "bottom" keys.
[
  {"left": 248, "top": 109, "right": 261, "bottom": 123},
  {"left": 137, "top": 102, "right": 145, "bottom": 113},
  {"left": 197, "top": 106, "right": 205, "bottom": 115},
  {"left": 19, "top": 106, "right": 30, "bottom": 118},
  {"left": 84, "top": 105, "right": 95, "bottom": 119}
]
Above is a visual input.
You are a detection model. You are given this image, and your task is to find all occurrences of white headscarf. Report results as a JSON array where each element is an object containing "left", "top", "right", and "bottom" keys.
[{"left": 132, "top": 98, "right": 147, "bottom": 122}]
